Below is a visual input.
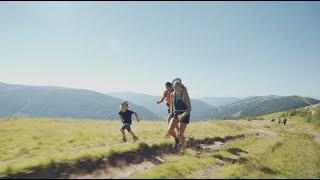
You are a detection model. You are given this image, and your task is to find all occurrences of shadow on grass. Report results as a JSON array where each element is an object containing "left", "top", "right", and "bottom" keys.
[
  {"left": 227, "top": 147, "right": 248, "bottom": 156},
  {"left": 259, "top": 166, "right": 279, "bottom": 175},
  {"left": 213, "top": 155, "right": 238, "bottom": 164},
  {"left": 3, "top": 134, "right": 247, "bottom": 179}
]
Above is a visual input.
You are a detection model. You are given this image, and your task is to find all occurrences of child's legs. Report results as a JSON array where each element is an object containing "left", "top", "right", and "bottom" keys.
[
  {"left": 120, "top": 124, "right": 131, "bottom": 137},
  {"left": 120, "top": 129, "right": 125, "bottom": 137},
  {"left": 124, "top": 124, "right": 137, "bottom": 137},
  {"left": 128, "top": 130, "right": 136, "bottom": 137}
]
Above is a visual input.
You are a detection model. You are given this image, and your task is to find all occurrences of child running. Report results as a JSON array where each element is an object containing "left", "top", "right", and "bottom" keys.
[{"left": 118, "top": 101, "right": 140, "bottom": 142}]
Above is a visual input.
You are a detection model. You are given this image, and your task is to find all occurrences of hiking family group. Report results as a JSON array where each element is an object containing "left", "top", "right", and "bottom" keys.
[{"left": 118, "top": 78, "right": 191, "bottom": 151}]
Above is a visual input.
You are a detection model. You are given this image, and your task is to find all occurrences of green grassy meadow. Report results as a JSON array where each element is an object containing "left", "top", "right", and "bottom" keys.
[
  {"left": 0, "top": 117, "right": 247, "bottom": 177},
  {"left": 0, "top": 109, "right": 319, "bottom": 178}
]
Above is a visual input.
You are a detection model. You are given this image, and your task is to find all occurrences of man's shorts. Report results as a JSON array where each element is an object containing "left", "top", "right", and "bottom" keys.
[
  {"left": 120, "top": 123, "right": 132, "bottom": 132},
  {"left": 166, "top": 103, "right": 170, "bottom": 114}
]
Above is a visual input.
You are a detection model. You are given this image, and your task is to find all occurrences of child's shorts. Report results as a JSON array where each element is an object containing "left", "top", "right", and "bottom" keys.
[{"left": 120, "top": 123, "right": 132, "bottom": 132}]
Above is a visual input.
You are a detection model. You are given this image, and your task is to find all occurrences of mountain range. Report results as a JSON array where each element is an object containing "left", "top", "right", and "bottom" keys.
[
  {"left": 108, "top": 92, "right": 215, "bottom": 120},
  {"left": 206, "top": 95, "right": 320, "bottom": 119},
  {"left": 0, "top": 82, "right": 161, "bottom": 120},
  {"left": 108, "top": 92, "right": 320, "bottom": 120},
  {"left": 199, "top": 97, "right": 240, "bottom": 107},
  {"left": 1, "top": 82, "right": 319, "bottom": 121}
]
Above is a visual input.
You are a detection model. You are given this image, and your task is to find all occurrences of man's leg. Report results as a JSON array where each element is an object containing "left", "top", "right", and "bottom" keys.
[
  {"left": 165, "top": 114, "right": 173, "bottom": 138},
  {"left": 168, "top": 117, "right": 180, "bottom": 150},
  {"left": 168, "top": 117, "right": 179, "bottom": 138}
]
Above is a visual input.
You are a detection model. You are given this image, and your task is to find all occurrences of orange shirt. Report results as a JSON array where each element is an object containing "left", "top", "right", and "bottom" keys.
[{"left": 163, "top": 90, "right": 172, "bottom": 105}]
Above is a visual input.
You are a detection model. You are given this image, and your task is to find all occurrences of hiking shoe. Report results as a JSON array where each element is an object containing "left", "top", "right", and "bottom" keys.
[
  {"left": 133, "top": 136, "right": 139, "bottom": 142},
  {"left": 122, "top": 137, "right": 127, "bottom": 142},
  {"left": 172, "top": 138, "right": 180, "bottom": 150}
]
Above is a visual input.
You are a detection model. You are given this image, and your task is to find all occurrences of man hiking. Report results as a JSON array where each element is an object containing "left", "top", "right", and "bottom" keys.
[{"left": 157, "top": 82, "right": 174, "bottom": 124}]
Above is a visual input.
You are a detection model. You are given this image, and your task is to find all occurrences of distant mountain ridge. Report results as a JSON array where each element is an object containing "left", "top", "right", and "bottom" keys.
[
  {"left": 108, "top": 92, "right": 320, "bottom": 121},
  {"left": 0, "top": 82, "right": 161, "bottom": 120},
  {"left": 199, "top": 97, "right": 240, "bottom": 107},
  {"left": 206, "top": 95, "right": 320, "bottom": 119},
  {"left": 1, "top": 82, "right": 319, "bottom": 121},
  {"left": 108, "top": 92, "right": 216, "bottom": 120}
]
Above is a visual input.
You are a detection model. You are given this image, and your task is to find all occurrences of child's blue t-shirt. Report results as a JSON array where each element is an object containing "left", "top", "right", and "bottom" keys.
[{"left": 118, "top": 110, "right": 134, "bottom": 124}]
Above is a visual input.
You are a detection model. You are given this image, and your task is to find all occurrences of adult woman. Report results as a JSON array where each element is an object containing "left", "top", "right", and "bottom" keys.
[{"left": 167, "top": 79, "right": 192, "bottom": 151}]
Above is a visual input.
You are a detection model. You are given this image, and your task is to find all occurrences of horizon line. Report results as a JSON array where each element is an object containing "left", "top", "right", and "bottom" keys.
[{"left": 1, "top": 81, "right": 319, "bottom": 100}]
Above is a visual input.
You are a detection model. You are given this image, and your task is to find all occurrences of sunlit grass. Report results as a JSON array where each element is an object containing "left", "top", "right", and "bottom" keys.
[
  {"left": 0, "top": 117, "right": 246, "bottom": 176},
  {"left": 130, "top": 115, "right": 320, "bottom": 179},
  {"left": 214, "top": 117, "right": 320, "bottom": 179},
  {"left": 1, "top": 114, "right": 319, "bottom": 179}
]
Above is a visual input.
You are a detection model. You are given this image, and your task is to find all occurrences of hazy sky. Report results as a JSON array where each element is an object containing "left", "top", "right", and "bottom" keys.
[{"left": 1, "top": 2, "right": 320, "bottom": 98}]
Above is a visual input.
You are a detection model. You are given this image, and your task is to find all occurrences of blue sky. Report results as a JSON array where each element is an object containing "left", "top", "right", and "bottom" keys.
[{"left": 1, "top": 2, "right": 320, "bottom": 98}]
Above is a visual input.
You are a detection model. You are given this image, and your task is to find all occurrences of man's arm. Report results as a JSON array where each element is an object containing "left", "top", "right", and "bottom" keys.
[{"left": 157, "top": 91, "right": 167, "bottom": 104}]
